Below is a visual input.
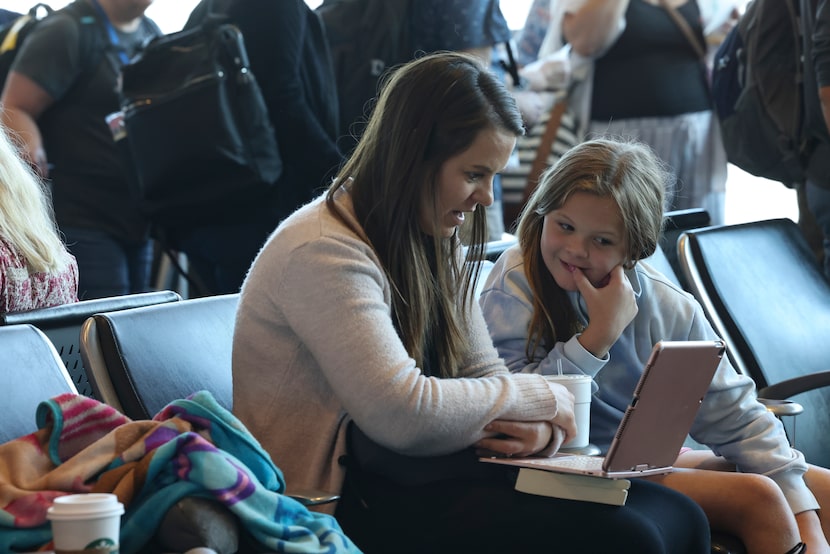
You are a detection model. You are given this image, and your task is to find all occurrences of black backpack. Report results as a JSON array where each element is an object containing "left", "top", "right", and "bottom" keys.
[
  {"left": 0, "top": 9, "right": 23, "bottom": 27},
  {"left": 316, "top": 0, "right": 414, "bottom": 150},
  {"left": 0, "top": 3, "right": 53, "bottom": 92},
  {"left": 711, "top": 0, "right": 816, "bottom": 188},
  {"left": 0, "top": 2, "right": 101, "bottom": 94},
  {"left": 116, "top": 0, "right": 281, "bottom": 228}
]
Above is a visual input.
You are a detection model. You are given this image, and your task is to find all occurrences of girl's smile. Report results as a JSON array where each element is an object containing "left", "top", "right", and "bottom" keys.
[{"left": 540, "top": 191, "right": 627, "bottom": 290}]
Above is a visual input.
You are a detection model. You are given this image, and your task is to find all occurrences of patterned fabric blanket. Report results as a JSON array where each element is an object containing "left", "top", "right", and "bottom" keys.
[{"left": 0, "top": 390, "right": 360, "bottom": 553}]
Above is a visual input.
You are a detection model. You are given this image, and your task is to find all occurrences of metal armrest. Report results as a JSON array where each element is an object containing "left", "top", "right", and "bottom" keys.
[
  {"left": 756, "top": 370, "right": 830, "bottom": 419},
  {"left": 757, "top": 370, "right": 830, "bottom": 401},
  {"left": 286, "top": 488, "right": 339, "bottom": 506},
  {"left": 757, "top": 398, "right": 804, "bottom": 418}
]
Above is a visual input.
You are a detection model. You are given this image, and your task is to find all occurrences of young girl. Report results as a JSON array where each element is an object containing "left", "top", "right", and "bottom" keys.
[
  {"left": 480, "top": 137, "right": 830, "bottom": 554},
  {"left": 232, "top": 54, "right": 711, "bottom": 553}
]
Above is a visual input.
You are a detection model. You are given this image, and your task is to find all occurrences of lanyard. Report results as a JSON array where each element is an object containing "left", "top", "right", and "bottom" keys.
[{"left": 89, "top": 0, "right": 131, "bottom": 65}]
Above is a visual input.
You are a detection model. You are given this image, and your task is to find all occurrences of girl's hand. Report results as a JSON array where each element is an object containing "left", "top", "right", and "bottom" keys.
[
  {"left": 573, "top": 265, "right": 637, "bottom": 358},
  {"left": 475, "top": 420, "right": 566, "bottom": 458}
]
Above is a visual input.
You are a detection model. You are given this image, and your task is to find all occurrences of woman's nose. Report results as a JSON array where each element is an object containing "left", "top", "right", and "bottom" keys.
[{"left": 474, "top": 177, "right": 495, "bottom": 207}]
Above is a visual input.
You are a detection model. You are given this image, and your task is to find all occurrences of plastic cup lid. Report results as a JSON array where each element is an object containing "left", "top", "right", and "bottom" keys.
[{"left": 47, "top": 493, "right": 125, "bottom": 521}]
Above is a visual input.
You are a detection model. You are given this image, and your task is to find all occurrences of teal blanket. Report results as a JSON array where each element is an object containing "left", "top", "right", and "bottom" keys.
[{"left": 0, "top": 390, "right": 360, "bottom": 553}]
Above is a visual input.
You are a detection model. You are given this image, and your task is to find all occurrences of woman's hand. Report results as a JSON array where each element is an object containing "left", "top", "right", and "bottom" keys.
[
  {"left": 574, "top": 265, "right": 637, "bottom": 358},
  {"left": 512, "top": 90, "right": 547, "bottom": 128},
  {"left": 563, "top": 0, "right": 630, "bottom": 57},
  {"left": 545, "top": 379, "right": 577, "bottom": 443},
  {"left": 475, "top": 419, "right": 567, "bottom": 458}
]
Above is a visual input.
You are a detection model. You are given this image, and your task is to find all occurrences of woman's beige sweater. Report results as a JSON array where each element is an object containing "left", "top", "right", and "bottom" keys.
[{"left": 232, "top": 190, "right": 561, "bottom": 500}]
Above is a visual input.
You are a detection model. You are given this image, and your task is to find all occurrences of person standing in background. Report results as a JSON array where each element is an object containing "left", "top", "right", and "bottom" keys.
[
  {"left": 1, "top": 0, "right": 161, "bottom": 300},
  {"left": 515, "top": 0, "right": 552, "bottom": 66},
  {"left": 803, "top": 0, "right": 830, "bottom": 278},
  {"left": 411, "top": 0, "right": 511, "bottom": 66},
  {"left": 542, "top": 0, "right": 729, "bottom": 224},
  {"left": 176, "top": 0, "right": 344, "bottom": 295},
  {"left": 0, "top": 123, "right": 77, "bottom": 312}
]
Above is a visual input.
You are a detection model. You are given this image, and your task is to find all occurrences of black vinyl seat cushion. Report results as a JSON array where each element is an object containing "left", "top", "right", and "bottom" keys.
[
  {"left": 90, "top": 294, "right": 238, "bottom": 420},
  {"left": 681, "top": 218, "right": 830, "bottom": 467},
  {"left": 1, "top": 290, "right": 181, "bottom": 397},
  {"left": 0, "top": 324, "right": 76, "bottom": 442}
]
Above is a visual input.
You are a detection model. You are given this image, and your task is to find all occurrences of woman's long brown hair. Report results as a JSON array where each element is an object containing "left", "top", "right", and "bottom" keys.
[{"left": 326, "top": 52, "right": 524, "bottom": 377}]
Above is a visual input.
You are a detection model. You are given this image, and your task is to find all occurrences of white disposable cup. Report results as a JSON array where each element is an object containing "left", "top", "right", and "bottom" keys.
[
  {"left": 47, "top": 493, "right": 124, "bottom": 554},
  {"left": 544, "top": 374, "right": 593, "bottom": 449}
]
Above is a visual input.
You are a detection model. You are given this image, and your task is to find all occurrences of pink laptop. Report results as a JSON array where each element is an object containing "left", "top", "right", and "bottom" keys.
[{"left": 482, "top": 340, "right": 725, "bottom": 479}]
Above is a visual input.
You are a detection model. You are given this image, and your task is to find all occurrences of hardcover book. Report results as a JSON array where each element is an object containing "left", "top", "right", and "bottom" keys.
[{"left": 513, "top": 467, "right": 630, "bottom": 506}]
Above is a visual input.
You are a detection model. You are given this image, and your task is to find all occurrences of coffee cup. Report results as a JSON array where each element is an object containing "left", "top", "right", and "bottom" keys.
[
  {"left": 544, "top": 374, "right": 593, "bottom": 449},
  {"left": 47, "top": 493, "right": 124, "bottom": 554}
]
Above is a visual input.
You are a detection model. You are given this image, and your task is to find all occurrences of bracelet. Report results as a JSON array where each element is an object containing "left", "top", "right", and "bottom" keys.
[{"left": 784, "top": 542, "right": 806, "bottom": 554}]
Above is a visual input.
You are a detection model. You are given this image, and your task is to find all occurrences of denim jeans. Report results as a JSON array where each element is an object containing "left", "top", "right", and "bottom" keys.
[
  {"left": 61, "top": 226, "right": 153, "bottom": 300},
  {"left": 173, "top": 222, "right": 273, "bottom": 296},
  {"left": 807, "top": 180, "right": 830, "bottom": 279}
]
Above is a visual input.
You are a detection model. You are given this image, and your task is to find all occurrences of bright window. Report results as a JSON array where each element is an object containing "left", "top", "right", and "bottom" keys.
[
  {"left": 4, "top": 1, "right": 534, "bottom": 35},
  {"left": 4, "top": 1, "right": 202, "bottom": 33}
]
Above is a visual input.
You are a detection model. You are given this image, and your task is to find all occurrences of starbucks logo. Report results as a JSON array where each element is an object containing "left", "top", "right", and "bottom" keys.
[{"left": 85, "top": 537, "right": 118, "bottom": 553}]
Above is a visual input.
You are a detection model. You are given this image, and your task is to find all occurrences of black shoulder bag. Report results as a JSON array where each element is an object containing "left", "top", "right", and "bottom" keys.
[{"left": 117, "top": 0, "right": 282, "bottom": 228}]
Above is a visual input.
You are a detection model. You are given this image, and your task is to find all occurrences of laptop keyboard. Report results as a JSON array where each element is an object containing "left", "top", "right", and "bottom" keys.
[{"left": 540, "top": 455, "right": 605, "bottom": 470}]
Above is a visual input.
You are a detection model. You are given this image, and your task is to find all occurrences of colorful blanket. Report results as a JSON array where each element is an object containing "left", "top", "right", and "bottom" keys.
[{"left": 0, "top": 390, "right": 361, "bottom": 553}]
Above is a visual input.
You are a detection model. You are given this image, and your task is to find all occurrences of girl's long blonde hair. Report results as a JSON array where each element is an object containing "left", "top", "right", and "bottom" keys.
[
  {"left": 516, "top": 138, "right": 670, "bottom": 359},
  {"left": 0, "top": 125, "right": 73, "bottom": 272}
]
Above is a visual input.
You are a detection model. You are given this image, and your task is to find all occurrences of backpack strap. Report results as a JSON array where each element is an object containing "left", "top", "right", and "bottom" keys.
[
  {"left": 658, "top": 0, "right": 706, "bottom": 60},
  {"left": 58, "top": 0, "right": 108, "bottom": 79},
  {"left": 524, "top": 94, "right": 569, "bottom": 205},
  {"left": 500, "top": 40, "right": 523, "bottom": 89},
  {"left": 87, "top": 0, "right": 130, "bottom": 65},
  {"left": 0, "top": 4, "right": 53, "bottom": 54}
]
